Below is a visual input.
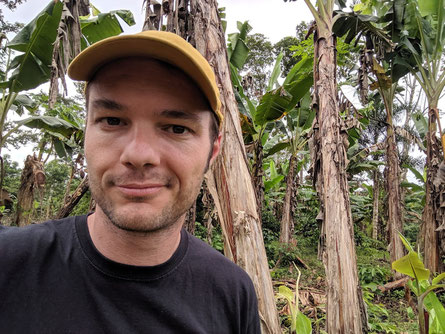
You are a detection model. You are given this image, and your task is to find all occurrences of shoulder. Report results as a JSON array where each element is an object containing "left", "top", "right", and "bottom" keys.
[
  {"left": 0, "top": 216, "right": 81, "bottom": 262},
  {"left": 185, "top": 232, "right": 255, "bottom": 290},
  {"left": 184, "top": 232, "right": 260, "bottom": 332}
]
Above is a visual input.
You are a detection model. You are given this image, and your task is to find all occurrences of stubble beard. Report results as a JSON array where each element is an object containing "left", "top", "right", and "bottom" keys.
[
  {"left": 88, "top": 172, "right": 205, "bottom": 234},
  {"left": 87, "top": 140, "right": 215, "bottom": 234}
]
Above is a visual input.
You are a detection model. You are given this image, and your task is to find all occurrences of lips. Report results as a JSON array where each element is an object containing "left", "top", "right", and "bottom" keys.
[{"left": 116, "top": 183, "right": 165, "bottom": 197}]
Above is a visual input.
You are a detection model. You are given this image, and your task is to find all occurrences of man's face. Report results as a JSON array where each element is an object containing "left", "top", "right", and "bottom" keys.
[{"left": 84, "top": 58, "right": 220, "bottom": 233}]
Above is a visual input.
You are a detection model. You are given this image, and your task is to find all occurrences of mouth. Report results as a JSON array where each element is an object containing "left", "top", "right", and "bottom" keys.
[{"left": 116, "top": 183, "right": 165, "bottom": 197}]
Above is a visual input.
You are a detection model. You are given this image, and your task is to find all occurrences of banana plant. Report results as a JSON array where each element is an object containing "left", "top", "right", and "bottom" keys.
[
  {"left": 276, "top": 265, "right": 312, "bottom": 334},
  {"left": 393, "top": 234, "right": 445, "bottom": 334},
  {"left": 334, "top": 0, "right": 417, "bottom": 276},
  {"left": 228, "top": 22, "right": 313, "bottom": 217}
]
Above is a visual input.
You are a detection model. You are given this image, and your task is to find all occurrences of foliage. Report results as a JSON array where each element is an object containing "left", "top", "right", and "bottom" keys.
[
  {"left": 194, "top": 221, "right": 224, "bottom": 253},
  {"left": 80, "top": 7, "right": 136, "bottom": 49},
  {"left": 276, "top": 266, "right": 312, "bottom": 334},
  {"left": 241, "top": 33, "right": 274, "bottom": 99},
  {"left": 5, "top": 1, "right": 63, "bottom": 92},
  {"left": 392, "top": 234, "right": 445, "bottom": 334},
  {"left": 358, "top": 263, "right": 390, "bottom": 285},
  {"left": 293, "top": 186, "right": 320, "bottom": 244},
  {"left": 2, "top": 153, "right": 20, "bottom": 194},
  {"left": 362, "top": 285, "right": 399, "bottom": 333}
]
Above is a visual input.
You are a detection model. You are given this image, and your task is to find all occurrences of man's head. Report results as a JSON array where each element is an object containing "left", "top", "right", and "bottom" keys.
[{"left": 68, "top": 31, "right": 222, "bottom": 233}]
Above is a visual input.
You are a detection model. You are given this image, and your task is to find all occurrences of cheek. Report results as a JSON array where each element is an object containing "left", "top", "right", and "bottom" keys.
[{"left": 84, "top": 132, "right": 116, "bottom": 176}]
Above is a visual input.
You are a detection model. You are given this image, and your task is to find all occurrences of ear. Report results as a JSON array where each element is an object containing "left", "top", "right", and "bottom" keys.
[{"left": 209, "top": 133, "right": 222, "bottom": 165}]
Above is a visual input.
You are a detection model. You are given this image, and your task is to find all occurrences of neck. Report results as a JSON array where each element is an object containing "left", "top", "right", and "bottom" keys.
[{"left": 87, "top": 210, "right": 183, "bottom": 266}]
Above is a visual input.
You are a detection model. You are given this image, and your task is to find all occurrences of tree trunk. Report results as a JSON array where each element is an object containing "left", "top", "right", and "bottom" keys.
[
  {"left": 56, "top": 176, "right": 89, "bottom": 219},
  {"left": 421, "top": 107, "right": 442, "bottom": 273},
  {"left": 372, "top": 169, "right": 380, "bottom": 240},
  {"left": 312, "top": 29, "right": 366, "bottom": 333},
  {"left": 15, "top": 155, "right": 45, "bottom": 226},
  {"left": 279, "top": 153, "right": 298, "bottom": 243},
  {"left": 385, "top": 119, "right": 405, "bottom": 277},
  {"left": 252, "top": 139, "right": 264, "bottom": 218},
  {"left": 183, "top": 201, "right": 196, "bottom": 234},
  {"left": 190, "top": 2, "right": 280, "bottom": 332},
  {"left": 142, "top": 1, "right": 281, "bottom": 332}
]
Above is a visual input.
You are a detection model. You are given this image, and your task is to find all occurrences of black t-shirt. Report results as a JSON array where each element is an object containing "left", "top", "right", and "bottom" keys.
[{"left": 0, "top": 215, "right": 260, "bottom": 333}]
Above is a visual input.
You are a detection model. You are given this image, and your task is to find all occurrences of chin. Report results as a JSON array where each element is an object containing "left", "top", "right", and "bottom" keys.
[{"left": 101, "top": 204, "right": 184, "bottom": 234}]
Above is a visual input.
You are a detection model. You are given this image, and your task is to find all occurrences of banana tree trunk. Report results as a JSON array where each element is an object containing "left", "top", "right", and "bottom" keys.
[
  {"left": 312, "top": 28, "right": 366, "bottom": 333},
  {"left": 252, "top": 139, "right": 264, "bottom": 217},
  {"left": 183, "top": 200, "right": 196, "bottom": 234},
  {"left": 191, "top": 2, "right": 280, "bottom": 331},
  {"left": 385, "top": 116, "right": 405, "bottom": 278},
  {"left": 372, "top": 169, "right": 380, "bottom": 240},
  {"left": 15, "top": 155, "right": 45, "bottom": 226},
  {"left": 143, "top": 1, "right": 281, "bottom": 332},
  {"left": 55, "top": 176, "right": 89, "bottom": 219},
  {"left": 279, "top": 153, "right": 298, "bottom": 243},
  {"left": 422, "top": 107, "right": 442, "bottom": 272}
]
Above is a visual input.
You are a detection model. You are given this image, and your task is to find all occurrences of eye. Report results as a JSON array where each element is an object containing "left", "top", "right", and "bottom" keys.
[
  {"left": 106, "top": 117, "right": 121, "bottom": 126},
  {"left": 170, "top": 125, "right": 187, "bottom": 134}
]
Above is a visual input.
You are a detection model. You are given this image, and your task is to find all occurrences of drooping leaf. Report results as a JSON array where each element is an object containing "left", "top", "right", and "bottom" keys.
[
  {"left": 227, "top": 21, "right": 251, "bottom": 69},
  {"left": 265, "top": 141, "right": 291, "bottom": 158},
  {"left": 267, "top": 52, "right": 283, "bottom": 91},
  {"left": 53, "top": 137, "right": 68, "bottom": 158},
  {"left": 7, "top": 1, "right": 64, "bottom": 92},
  {"left": 18, "top": 115, "right": 80, "bottom": 139},
  {"left": 80, "top": 10, "right": 136, "bottom": 49},
  {"left": 295, "top": 312, "right": 312, "bottom": 334},
  {"left": 401, "top": 181, "right": 424, "bottom": 192},
  {"left": 432, "top": 272, "right": 445, "bottom": 285},
  {"left": 265, "top": 175, "right": 284, "bottom": 192},
  {"left": 402, "top": 163, "right": 425, "bottom": 185},
  {"left": 412, "top": 112, "right": 428, "bottom": 139},
  {"left": 230, "top": 63, "right": 256, "bottom": 117},
  {"left": 392, "top": 251, "right": 430, "bottom": 280},
  {"left": 12, "top": 94, "right": 38, "bottom": 116},
  {"left": 254, "top": 87, "right": 291, "bottom": 127}
]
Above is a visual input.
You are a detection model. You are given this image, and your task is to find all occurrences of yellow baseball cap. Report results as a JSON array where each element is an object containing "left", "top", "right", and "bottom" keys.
[{"left": 68, "top": 30, "right": 223, "bottom": 125}]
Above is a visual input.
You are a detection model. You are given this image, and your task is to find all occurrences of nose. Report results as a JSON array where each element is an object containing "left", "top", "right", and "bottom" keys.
[{"left": 120, "top": 125, "right": 161, "bottom": 169}]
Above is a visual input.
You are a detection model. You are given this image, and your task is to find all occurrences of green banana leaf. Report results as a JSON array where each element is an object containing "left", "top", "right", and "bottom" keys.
[
  {"left": 18, "top": 115, "right": 81, "bottom": 139},
  {"left": 227, "top": 21, "right": 251, "bottom": 69},
  {"left": 392, "top": 251, "right": 430, "bottom": 281},
  {"left": 267, "top": 52, "right": 283, "bottom": 92},
  {"left": 81, "top": 9, "right": 136, "bottom": 48},
  {"left": 6, "top": 1, "right": 63, "bottom": 92}
]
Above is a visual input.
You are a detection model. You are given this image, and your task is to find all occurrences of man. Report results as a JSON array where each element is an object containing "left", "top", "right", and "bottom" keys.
[{"left": 0, "top": 31, "right": 260, "bottom": 333}]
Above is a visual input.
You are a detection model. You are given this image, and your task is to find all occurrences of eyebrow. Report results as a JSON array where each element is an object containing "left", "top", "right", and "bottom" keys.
[
  {"left": 160, "top": 110, "right": 201, "bottom": 122},
  {"left": 91, "top": 98, "right": 125, "bottom": 111}
]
